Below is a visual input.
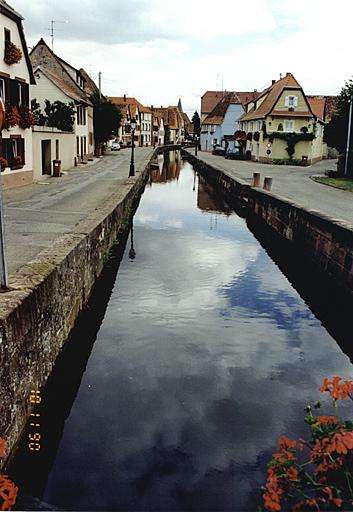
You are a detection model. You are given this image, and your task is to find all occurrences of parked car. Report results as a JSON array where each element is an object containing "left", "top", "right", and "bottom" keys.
[
  {"left": 111, "top": 141, "right": 120, "bottom": 151},
  {"left": 212, "top": 145, "right": 226, "bottom": 156},
  {"left": 225, "top": 147, "right": 243, "bottom": 160}
]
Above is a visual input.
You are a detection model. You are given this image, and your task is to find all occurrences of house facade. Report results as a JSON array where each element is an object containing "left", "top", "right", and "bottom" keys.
[
  {"left": 239, "top": 73, "right": 327, "bottom": 164},
  {"left": 0, "top": 0, "right": 35, "bottom": 189},
  {"left": 30, "top": 38, "right": 93, "bottom": 178},
  {"left": 152, "top": 111, "right": 164, "bottom": 146},
  {"left": 109, "top": 96, "right": 145, "bottom": 146},
  {"left": 140, "top": 107, "right": 152, "bottom": 146},
  {"left": 200, "top": 92, "right": 244, "bottom": 152}
]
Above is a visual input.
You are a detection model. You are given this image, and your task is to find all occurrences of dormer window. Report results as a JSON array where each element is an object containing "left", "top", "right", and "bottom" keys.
[{"left": 285, "top": 95, "right": 298, "bottom": 109}]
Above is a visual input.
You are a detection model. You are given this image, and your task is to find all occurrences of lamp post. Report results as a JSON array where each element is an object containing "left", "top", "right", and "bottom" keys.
[
  {"left": 129, "top": 120, "right": 136, "bottom": 177},
  {"left": 344, "top": 95, "right": 353, "bottom": 177},
  {"left": 195, "top": 135, "right": 198, "bottom": 156},
  {"left": 129, "top": 219, "right": 136, "bottom": 260}
]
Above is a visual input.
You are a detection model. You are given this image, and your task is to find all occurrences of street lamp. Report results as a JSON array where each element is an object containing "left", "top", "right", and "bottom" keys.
[
  {"left": 344, "top": 95, "right": 353, "bottom": 177},
  {"left": 129, "top": 120, "right": 136, "bottom": 177},
  {"left": 129, "top": 219, "right": 136, "bottom": 260}
]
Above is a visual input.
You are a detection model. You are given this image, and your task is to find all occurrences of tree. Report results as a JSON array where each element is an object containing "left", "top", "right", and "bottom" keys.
[
  {"left": 90, "top": 91, "right": 122, "bottom": 148},
  {"left": 45, "top": 100, "right": 76, "bottom": 132},
  {"left": 191, "top": 111, "right": 201, "bottom": 140},
  {"left": 324, "top": 79, "right": 352, "bottom": 154}
]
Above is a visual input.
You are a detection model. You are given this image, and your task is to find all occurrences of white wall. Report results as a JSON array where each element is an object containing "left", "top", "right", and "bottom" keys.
[
  {"left": 31, "top": 70, "right": 71, "bottom": 108},
  {"left": 1, "top": 11, "right": 33, "bottom": 181},
  {"left": 0, "top": 14, "right": 30, "bottom": 83},
  {"left": 32, "top": 126, "right": 75, "bottom": 180}
]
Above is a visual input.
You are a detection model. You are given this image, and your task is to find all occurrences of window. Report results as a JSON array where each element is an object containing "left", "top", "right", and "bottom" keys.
[
  {"left": 285, "top": 95, "right": 298, "bottom": 108},
  {"left": 284, "top": 120, "right": 294, "bottom": 132},
  {"left": 4, "top": 29, "right": 10, "bottom": 46},
  {"left": 0, "top": 79, "right": 5, "bottom": 101}
]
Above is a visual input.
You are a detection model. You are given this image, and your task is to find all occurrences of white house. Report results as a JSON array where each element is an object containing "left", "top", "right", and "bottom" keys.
[
  {"left": 200, "top": 92, "right": 245, "bottom": 152},
  {"left": 140, "top": 106, "right": 152, "bottom": 146},
  {"left": 29, "top": 39, "right": 93, "bottom": 179},
  {"left": 0, "top": 0, "right": 35, "bottom": 189}
]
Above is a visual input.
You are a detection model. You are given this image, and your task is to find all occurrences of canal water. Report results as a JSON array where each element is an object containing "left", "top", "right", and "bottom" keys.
[{"left": 9, "top": 151, "right": 353, "bottom": 511}]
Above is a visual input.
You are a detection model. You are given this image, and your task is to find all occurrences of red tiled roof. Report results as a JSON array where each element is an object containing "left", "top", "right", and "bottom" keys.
[
  {"left": 236, "top": 91, "right": 260, "bottom": 108},
  {"left": 36, "top": 66, "right": 87, "bottom": 103},
  {"left": 203, "top": 92, "right": 242, "bottom": 125},
  {"left": 241, "top": 73, "right": 307, "bottom": 121},
  {"left": 201, "top": 91, "right": 227, "bottom": 114},
  {"left": 307, "top": 95, "right": 338, "bottom": 122},
  {"left": 306, "top": 96, "right": 326, "bottom": 121}
]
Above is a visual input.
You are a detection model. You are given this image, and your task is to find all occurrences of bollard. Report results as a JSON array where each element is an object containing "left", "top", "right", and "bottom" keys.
[
  {"left": 263, "top": 176, "right": 273, "bottom": 191},
  {"left": 252, "top": 172, "right": 261, "bottom": 187}
]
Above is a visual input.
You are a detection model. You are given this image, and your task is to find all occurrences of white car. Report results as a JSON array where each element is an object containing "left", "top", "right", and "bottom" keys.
[{"left": 111, "top": 141, "right": 120, "bottom": 151}]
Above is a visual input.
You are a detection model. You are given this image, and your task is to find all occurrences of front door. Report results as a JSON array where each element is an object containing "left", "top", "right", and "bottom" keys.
[
  {"left": 41, "top": 140, "right": 51, "bottom": 175},
  {"left": 256, "top": 143, "right": 260, "bottom": 162}
]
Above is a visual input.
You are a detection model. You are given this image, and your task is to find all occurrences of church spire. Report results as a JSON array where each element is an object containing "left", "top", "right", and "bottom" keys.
[{"left": 177, "top": 98, "right": 183, "bottom": 112}]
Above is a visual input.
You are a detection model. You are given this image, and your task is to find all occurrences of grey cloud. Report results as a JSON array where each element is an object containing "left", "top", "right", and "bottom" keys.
[{"left": 14, "top": 0, "right": 186, "bottom": 45}]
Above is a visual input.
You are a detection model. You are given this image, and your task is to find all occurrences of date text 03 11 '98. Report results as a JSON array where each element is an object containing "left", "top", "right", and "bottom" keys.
[{"left": 29, "top": 390, "right": 41, "bottom": 452}]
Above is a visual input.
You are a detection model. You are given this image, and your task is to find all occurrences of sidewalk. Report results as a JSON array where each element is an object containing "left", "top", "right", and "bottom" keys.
[
  {"left": 4, "top": 147, "right": 155, "bottom": 274},
  {"left": 186, "top": 150, "right": 353, "bottom": 227}
]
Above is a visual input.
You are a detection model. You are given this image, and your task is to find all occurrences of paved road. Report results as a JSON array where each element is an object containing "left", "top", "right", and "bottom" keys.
[
  {"left": 186, "top": 150, "right": 353, "bottom": 226},
  {"left": 3, "top": 147, "right": 154, "bottom": 274}
]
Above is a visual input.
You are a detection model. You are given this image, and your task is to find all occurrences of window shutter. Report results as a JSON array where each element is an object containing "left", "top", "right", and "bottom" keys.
[
  {"left": 10, "top": 79, "right": 19, "bottom": 106},
  {"left": 22, "top": 83, "right": 29, "bottom": 108}
]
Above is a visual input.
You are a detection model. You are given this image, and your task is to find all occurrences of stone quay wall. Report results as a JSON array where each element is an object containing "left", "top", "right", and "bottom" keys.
[
  {"left": 0, "top": 152, "right": 154, "bottom": 466},
  {"left": 184, "top": 151, "right": 353, "bottom": 294}
]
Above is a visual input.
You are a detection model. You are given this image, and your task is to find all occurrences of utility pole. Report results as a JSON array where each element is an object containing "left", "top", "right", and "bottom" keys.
[
  {"left": 48, "top": 20, "right": 69, "bottom": 51},
  {"left": 98, "top": 72, "right": 102, "bottom": 100},
  {"left": 0, "top": 163, "right": 8, "bottom": 289},
  {"left": 344, "top": 95, "right": 353, "bottom": 177}
]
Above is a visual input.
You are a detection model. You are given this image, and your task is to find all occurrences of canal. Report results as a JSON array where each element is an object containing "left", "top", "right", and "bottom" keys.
[{"left": 8, "top": 151, "right": 353, "bottom": 511}]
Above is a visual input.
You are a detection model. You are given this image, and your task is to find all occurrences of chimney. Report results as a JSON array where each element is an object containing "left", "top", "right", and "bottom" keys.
[
  {"left": 286, "top": 72, "right": 290, "bottom": 76},
  {"left": 272, "top": 79, "right": 276, "bottom": 85},
  {"left": 124, "top": 94, "right": 126, "bottom": 102}
]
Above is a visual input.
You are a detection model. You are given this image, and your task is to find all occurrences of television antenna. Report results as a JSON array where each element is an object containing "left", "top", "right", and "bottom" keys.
[{"left": 48, "top": 20, "right": 69, "bottom": 51}]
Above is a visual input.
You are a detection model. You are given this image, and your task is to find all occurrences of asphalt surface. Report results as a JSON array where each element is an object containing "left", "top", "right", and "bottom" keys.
[
  {"left": 186, "top": 150, "right": 353, "bottom": 226},
  {"left": 3, "top": 147, "right": 155, "bottom": 274}
]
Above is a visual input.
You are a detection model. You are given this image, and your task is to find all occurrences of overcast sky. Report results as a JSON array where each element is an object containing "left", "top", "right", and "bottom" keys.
[{"left": 11, "top": 0, "right": 353, "bottom": 116}]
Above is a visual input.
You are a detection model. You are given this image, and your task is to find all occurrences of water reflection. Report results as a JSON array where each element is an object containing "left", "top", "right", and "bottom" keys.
[
  {"left": 150, "top": 151, "right": 181, "bottom": 184},
  {"left": 8, "top": 153, "right": 353, "bottom": 511}
]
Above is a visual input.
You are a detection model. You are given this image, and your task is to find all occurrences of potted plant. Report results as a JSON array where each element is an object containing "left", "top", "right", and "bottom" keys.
[
  {"left": 11, "top": 155, "right": 23, "bottom": 170},
  {"left": 4, "top": 105, "right": 20, "bottom": 129},
  {"left": 4, "top": 41, "right": 22, "bottom": 65},
  {"left": 0, "top": 157, "right": 8, "bottom": 171},
  {"left": 19, "top": 106, "right": 35, "bottom": 129}
]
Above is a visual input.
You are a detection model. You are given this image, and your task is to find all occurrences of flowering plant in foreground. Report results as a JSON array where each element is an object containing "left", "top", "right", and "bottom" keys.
[
  {"left": 0, "top": 440, "right": 18, "bottom": 511},
  {"left": 261, "top": 377, "right": 353, "bottom": 511}
]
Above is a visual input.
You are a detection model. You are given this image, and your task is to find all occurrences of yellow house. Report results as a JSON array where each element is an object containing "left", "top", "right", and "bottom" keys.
[{"left": 238, "top": 73, "right": 327, "bottom": 165}]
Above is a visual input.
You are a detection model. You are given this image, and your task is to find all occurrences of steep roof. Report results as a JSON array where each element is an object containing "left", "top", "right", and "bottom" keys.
[
  {"left": 201, "top": 91, "right": 227, "bottom": 114},
  {"left": 307, "top": 96, "right": 326, "bottom": 122},
  {"left": 30, "top": 39, "right": 91, "bottom": 104},
  {"left": 0, "top": 0, "right": 36, "bottom": 84},
  {"left": 34, "top": 66, "right": 85, "bottom": 103},
  {"left": 236, "top": 91, "right": 260, "bottom": 108},
  {"left": 109, "top": 96, "right": 144, "bottom": 108},
  {"left": 79, "top": 68, "right": 99, "bottom": 96},
  {"left": 203, "top": 92, "right": 242, "bottom": 125},
  {"left": 241, "top": 72, "right": 311, "bottom": 121}
]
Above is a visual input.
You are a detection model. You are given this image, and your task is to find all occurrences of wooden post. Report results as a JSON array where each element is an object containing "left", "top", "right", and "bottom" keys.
[
  {"left": 263, "top": 176, "right": 273, "bottom": 191},
  {"left": 252, "top": 172, "right": 260, "bottom": 187}
]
